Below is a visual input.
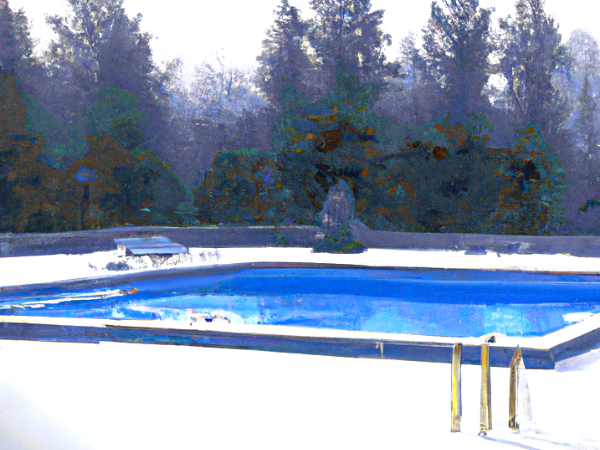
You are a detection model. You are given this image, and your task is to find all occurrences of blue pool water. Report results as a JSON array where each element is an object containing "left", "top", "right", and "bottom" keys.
[{"left": 2, "top": 268, "right": 600, "bottom": 337}]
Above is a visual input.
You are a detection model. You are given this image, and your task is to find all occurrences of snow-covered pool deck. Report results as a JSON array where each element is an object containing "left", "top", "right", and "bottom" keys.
[
  {"left": 3, "top": 246, "right": 600, "bottom": 289},
  {"left": 1, "top": 339, "right": 599, "bottom": 450},
  {"left": 1, "top": 247, "right": 600, "bottom": 449}
]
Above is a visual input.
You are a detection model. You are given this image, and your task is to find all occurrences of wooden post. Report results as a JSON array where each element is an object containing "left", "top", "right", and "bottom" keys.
[
  {"left": 480, "top": 343, "right": 492, "bottom": 435},
  {"left": 450, "top": 343, "right": 462, "bottom": 432}
]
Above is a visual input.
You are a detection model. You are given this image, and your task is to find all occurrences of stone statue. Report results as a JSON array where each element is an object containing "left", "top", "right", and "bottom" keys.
[
  {"left": 314, "top": 179, "right": 366, "bottom": 254},
  {"left": 319, "top": 179, "right": 355, "bottom": 233}
]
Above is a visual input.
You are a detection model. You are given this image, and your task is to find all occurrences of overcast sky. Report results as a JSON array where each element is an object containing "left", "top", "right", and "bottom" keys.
[{"left": 9, "top": 0, "right": 600, "bottom": 72}]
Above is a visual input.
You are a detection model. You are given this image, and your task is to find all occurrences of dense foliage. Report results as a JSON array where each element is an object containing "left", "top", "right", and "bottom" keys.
[{"left": 3, "top": 0, "right": 600, "bottom": 235}]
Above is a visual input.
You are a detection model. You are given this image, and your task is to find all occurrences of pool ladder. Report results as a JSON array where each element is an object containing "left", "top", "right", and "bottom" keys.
[
  {"left": 479, "top": 343, "right": 492, "bottom": 436},
  {"left": 450, "top": 343, "right": 530, "bottom": 435},
  {"left": 450, "top": 343, "right": 462, "bottom": 432}
]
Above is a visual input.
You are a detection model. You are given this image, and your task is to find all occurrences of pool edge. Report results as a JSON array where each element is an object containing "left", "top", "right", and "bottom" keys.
[
  {"left": 0, "top": 313, "right": 598, "bottom": 370},
  {"left": 2, "top": 258, "right": 600, "bottom": 369}
]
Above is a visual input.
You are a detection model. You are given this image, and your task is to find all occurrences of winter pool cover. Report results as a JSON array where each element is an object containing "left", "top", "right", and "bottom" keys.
[{"left": 2, "top": 268, "right": 600, "bottom": 338}]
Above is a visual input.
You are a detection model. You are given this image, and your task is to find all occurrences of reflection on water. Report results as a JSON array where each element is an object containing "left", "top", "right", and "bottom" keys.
[{"left": 2, "top": 268, "right": 600, "bottom": 337}]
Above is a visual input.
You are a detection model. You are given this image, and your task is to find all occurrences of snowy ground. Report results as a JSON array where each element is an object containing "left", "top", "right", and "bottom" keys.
[
  {"left": 2, "top": 246, "right": 600, "bottom": 288},
  {"left": 1, "top": 248, "right": 600, "bottom": 449},
  {"left": 0, "top": 339, "right": 599, "bottom": 450}
]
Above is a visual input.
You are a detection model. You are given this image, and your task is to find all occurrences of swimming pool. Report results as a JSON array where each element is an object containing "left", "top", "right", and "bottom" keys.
[{"left": 3, "top": 267, "right": 600, "bottom": 338}]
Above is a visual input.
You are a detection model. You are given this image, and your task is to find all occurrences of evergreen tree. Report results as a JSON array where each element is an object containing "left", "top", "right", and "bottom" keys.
[
  {"left": 0, "top": 0, "right": 44, "bottom": 94},
  {"left": 565, "top": 30, "right": 600, "bottom": 155},
  {"left": 561, "top": 30, "right": 600, "bottom": 234},
  {"left": 577, "top": 75, "right": 598, "bottom": 155},
  {"left": 0, "top": 0, "right": 34, "bottom": 73},
  {"left": 256, "top": 0, "right": 313, "bottom": 112},
  {"left": 498, "top": 0, "right": 570, "bottom": 142},
  {"left": 308, "top": 0, "right": 392, "bottom": 94},
  {"left": 422, "top": 0, "right": 493, "bottom": 122},
  {"left": 46, "top": 0, "right": 117, "bottom": 94},
  {"left": 46, "top": 0, "right": 168, "bottom": 152},
  {"left": 374, "top": 32, "right": 441, "bottom": 125}
]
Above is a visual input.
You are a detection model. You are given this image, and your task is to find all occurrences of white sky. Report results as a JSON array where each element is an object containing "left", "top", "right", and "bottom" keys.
[{"left": 8, "top": 0, "right": 600, "bottom": 73}]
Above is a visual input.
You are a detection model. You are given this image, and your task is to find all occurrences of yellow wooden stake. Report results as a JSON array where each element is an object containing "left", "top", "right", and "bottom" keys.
[
  {"left": 450, "top": 343, "right": 462, "bottom": 432},
  {"left": 480, "top": 343, "right": 492, "bottom": 435}
]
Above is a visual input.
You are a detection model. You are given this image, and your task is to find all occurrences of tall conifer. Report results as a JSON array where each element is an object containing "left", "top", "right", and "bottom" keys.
[{"left": 422, "top": 0, "right": 493, "bottom": 122}]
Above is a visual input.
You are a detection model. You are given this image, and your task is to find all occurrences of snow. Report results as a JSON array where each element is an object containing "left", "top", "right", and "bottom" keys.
[
  {"left": 1, "top": 248, "right": 600, "bottom": 449},
  {"left": 2, "top": 247, "right": 600, "bottom": 289},
  {"left": 0, "top": 340, "right": 599, "bottom": 450}
]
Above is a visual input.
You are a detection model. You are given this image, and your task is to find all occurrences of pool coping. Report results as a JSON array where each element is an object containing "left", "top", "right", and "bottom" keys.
[
  {"left": 2, "top": 259, "right": 600, "bottom": 369},
  {"left": 0, "top": 313, "right": 597, "bottom": 370}
]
